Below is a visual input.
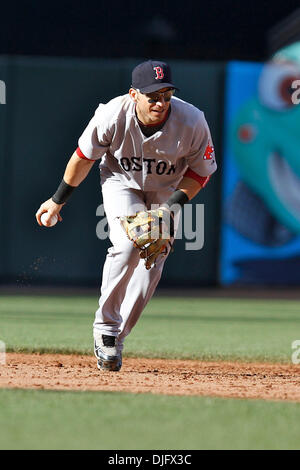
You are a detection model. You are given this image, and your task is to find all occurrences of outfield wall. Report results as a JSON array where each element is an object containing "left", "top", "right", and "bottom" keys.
[{"left": 0, "top": 56, "right": 225, "bottom": 287}]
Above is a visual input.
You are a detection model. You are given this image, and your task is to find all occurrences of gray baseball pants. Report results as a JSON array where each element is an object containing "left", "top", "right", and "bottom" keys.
[{"left": 93, "top": 177, "right": 178, "bottom": 352}]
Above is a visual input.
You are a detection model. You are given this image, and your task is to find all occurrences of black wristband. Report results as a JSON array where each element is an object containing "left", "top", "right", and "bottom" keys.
[
  {"left": 52, "top": 179, "right": 75, "bottom": 204},
  {"left": 162, "top": 190, "right": 189, "bottom": 214}
]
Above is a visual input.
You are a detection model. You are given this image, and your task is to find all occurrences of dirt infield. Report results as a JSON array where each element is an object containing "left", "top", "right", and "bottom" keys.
[{"left": 1, "top": 353, "right": 300, "bottom": 402}]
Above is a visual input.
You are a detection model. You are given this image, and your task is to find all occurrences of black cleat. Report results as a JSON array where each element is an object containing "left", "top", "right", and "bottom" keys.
[{"left": 94, "top": 334, "right": 122, "bottom": 372}]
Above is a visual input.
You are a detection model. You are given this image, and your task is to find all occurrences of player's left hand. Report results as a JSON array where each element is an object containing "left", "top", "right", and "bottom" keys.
[{"left": 119, "top": 206, "right": 174, "bottom": 269}]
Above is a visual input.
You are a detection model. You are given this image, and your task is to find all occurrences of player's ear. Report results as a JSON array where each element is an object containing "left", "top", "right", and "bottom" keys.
[{"left": 129, "top": 88, "right": 138, "bottom": 102}]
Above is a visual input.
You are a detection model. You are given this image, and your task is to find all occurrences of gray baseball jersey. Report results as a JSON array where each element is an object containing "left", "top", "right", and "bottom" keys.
[{"left": 78, "top": 94, "right": 217, "bottom": 191}]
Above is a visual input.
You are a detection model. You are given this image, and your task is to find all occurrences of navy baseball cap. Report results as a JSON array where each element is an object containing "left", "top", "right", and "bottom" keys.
[{"left": 131, "top": 60, "right": 179, "bottom": 93}]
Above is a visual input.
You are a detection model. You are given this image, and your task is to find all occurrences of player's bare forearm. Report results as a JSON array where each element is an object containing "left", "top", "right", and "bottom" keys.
[
  {"left": 162, "top": 176, "right": 206, "bottom": 214},
  {"left": 35, "top": 152, "right": 94, "bottom": 226},
  {"left": 176, "top": 176, "right": 203, "bottom": 200},
  {"left": 63, "top": 151, "right": 95, "bottom": 186}
]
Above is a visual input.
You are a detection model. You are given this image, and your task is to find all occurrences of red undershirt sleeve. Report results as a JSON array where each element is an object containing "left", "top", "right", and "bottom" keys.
[
  {"left": 184, "top": 168, "right": 211, "bottom": 188},
  {"left": 76, "top": 147, "right": 90, "bottom": 160}
]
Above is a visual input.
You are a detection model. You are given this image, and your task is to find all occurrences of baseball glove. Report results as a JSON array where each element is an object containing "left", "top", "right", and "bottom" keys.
[{"left": 119, "top": 207, "right": 174, "bottom": 270}]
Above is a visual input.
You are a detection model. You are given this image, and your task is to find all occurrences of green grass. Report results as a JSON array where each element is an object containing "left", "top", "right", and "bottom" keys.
[
  {"left": 0, "top": 388, "right": 300, "bottom": 450},
  {"left": 0, "top": 295, "right": 300, "bottom": 362},
  {"left": 1, "top": 294, "right": 300, "bottom": 450},
  {"left": 0, "top": 296, "right": 95, "bottom": 354}
]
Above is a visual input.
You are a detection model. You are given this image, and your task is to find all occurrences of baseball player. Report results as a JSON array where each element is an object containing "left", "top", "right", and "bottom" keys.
[{"left": 36, "top": 60, "right": 217, "bottom": 372}]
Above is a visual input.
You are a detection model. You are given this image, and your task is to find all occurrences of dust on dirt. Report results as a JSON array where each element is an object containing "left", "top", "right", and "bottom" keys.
[{"left": 1, "top": 353, "right": 300, "bottom": 402}]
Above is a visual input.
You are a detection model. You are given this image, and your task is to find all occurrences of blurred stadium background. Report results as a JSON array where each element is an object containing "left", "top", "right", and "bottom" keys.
[{"left": 1, "top": 0, "right": 300, "bottom": 291}]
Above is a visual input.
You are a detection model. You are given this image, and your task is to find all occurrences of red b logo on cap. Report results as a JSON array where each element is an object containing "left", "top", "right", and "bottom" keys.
[{"left": 153, "top": 66, "right": 164, "bottom": 80}]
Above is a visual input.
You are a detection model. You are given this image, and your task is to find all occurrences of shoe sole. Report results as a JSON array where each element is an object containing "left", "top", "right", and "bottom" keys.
[{"left": 97, "top": 357, "right": 122, "bottom": 372}]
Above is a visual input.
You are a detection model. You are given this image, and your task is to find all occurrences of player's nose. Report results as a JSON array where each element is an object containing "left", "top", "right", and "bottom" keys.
[{"left": 156, "top": 98, "right": 166, "bottom": 107}]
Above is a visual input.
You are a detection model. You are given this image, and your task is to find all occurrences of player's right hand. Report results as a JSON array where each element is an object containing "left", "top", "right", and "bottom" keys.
[{"left": 35, "top": 198, "right": 64, "bottom": 226}]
